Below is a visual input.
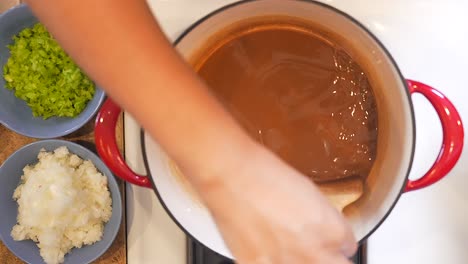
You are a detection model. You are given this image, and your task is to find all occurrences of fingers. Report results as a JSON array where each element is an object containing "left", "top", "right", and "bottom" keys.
[
  {"left": 338, "top": 211, "right": 358, "bottom": 257},
  {"left": 289, "top": 248, "right": 354, "bottom": 264},
  {"left": 340, "top": 222, "right": 357, "bottom": 257},
  {"left": 326, "top": 206, "right": 357, "bottom": 257},
  {"left": 341, "top": 240, "right": 358, "bottom": 258},
  {"left": 324, "top": 210, "right": 357, "bottom": 258},
  {"left": 333, "top": 257, "right": 353, "bottom": 264},
  {"left": 322, "top": 253, "right": 354, "bottom": 264}
]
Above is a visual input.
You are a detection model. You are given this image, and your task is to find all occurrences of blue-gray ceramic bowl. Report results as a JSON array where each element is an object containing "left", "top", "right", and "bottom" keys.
[
  {"left": 0, "top": 4, "right": 105, "bottom": 139},
  {"left": 0, "top": 140, "right": 122, "bottom": 264}
]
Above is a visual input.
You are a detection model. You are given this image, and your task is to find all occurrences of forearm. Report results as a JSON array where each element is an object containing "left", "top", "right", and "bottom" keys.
[{"left": 25, "top": 0, "right": 256, "bottom": 187}]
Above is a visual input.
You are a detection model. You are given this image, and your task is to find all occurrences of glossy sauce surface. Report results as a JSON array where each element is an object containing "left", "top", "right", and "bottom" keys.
[{"left": 196, "top": 23, "right": 378, "bottom": 182}]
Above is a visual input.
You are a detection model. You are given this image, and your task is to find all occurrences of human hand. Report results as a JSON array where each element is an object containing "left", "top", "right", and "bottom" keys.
[{"left": 200, "top": 145, "right": 357, "bottom": 264}]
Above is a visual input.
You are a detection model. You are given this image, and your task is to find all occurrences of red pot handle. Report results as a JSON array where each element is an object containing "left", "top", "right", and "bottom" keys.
[
  {"left": 95, "top": 82, "right": 463, "bottom": 192},
  {"left": 95, "top": 99, "right": 152, "bottom": 188},
  {"left": 405, "top": 80, "right": 464, "bottom": 192}
]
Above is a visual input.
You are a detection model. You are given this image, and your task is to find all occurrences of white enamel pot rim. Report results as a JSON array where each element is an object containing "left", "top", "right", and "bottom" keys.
[{"left": 95, "top": 0, "right": 464, "bottom": 260}]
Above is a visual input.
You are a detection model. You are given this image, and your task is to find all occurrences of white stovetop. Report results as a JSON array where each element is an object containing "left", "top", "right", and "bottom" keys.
[{"left": 125, "top": 1, "right": 468, "bottom": 263}]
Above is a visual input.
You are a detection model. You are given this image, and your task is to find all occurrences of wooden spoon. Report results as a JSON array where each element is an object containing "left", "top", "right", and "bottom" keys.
[{"left": 317, "top": 177, "right": 364, "bottom": 212}]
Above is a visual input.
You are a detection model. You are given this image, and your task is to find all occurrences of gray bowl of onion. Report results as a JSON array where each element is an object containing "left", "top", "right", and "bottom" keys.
[{"left": 0, "top": 140, "right": 122, "bottom": 264}]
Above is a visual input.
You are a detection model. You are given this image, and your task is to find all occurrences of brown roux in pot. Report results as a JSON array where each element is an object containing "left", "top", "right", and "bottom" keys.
[{"left": 193, "top": 20, "right": 378, "bottom": 183}]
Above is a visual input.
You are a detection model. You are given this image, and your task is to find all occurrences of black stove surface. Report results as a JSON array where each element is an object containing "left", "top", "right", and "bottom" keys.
[{"left": 188, "top": 238, "right": 366, "bottom": 264}]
